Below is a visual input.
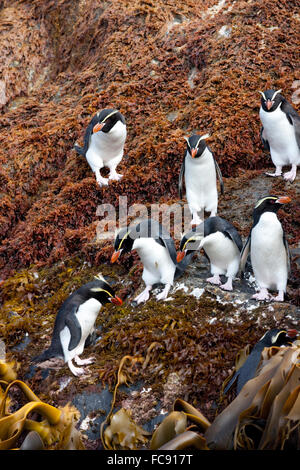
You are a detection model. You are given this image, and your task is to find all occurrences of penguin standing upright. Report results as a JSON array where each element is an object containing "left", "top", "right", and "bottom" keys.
[
  {"left": 240, "top": 195, "right": 291, "bottom": 302},
  {"left": 74, "top": 108, "right": 127, "bottom": 187},
  {"left": 178, "top": 134, "right": 224, "bottom": 226},
  {"left": 223, "top": 328, "right": 298, "bottom": 395},
  {"left": 32, "top": 275, "right": 122, "bottom": 376},
  {"left": 111, "top": 219, "right": 192, "bottom": 304},
  {"left": 177, "top": 216, "right": 242, "bottom": 291},
  {"left": 259, "top": 89, "right": 300, "bottom": 182}
]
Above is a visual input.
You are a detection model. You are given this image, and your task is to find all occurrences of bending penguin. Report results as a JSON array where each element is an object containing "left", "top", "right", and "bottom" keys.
[
  {"left": 111, "top": 219, "right": 192, "bottom": 304},
  {"left": 223, "top": 328, "right": 298, "bottom": 395},
  {"left": 179, "top": 133, "right": 224, "bottom": 226},
  {"left": 259, "top": 89, "right": 300, "bottom": 182},
  {"left": 177, "top": 216, "right": 242, "bottom": 291},
  {"left": 32, "top": 275, "right": 123, "bottom": 376},
  {"left": 240, "top": 195, "right": 291, "bottom": 302},
  {"left": 74, "top": 108, "right": 127, "bottom": 187}
]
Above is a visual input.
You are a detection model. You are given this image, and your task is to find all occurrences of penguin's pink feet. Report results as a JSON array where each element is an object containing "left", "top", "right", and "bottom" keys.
[
  {"left": 68, "top": 360, "right": 85, "bottom": 377},
  {"left": 134, "top": 285, "right": 152, "bottom": 304},
  {"left": 283, "top": 165, "right": 297, "bottom": 182},
  {"left": 207, "top": 274, "right": 221, "bottom": 285},
  {"left": 252, "top": 288, "right": 270, "bottom": 301},
  {"left": 271, "top": 290, "right": 285, "bottom": 302},
  {"left": 109, "top": 171, "right": 123, "bottom": 181},
  {"left": 156, "top": 283, "right": 171, "bottom": 301},
  {"left": 190, "top": 213, "right": 202, "bottom": 226},
  {"left": 220, "top": 278, "right": 233, "bottom": 291},
  {"left": 75, "top": 355, "right": 95, "bottom": 366},
  {"left": 265, "top": 166, "right": 282, "bottom": 177},
  {"left": 96, "top": 175, "right": 109, "bottom": 187}
]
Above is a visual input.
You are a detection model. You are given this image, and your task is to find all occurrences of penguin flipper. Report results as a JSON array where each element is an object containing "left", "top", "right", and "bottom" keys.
[
  {"left": 260, "top": 126, "right": 270, "bottom": 151},
  {"left": 283, "top": 232, "right": 291, "bottom": 276},
  {"left": 223, "top": 227, "right": 243, "bottom": 252},
  {"left": 281, "top": 100, "right": 300, "bottom": 149},
  {"left": 239, "top": 234, "right": 251, "bottom": 275},
  {"left": 223, "top": 371, "right": 239, "bottom": 394},
  {"left": 178, "top": 155, "right": 185, "bottom": 199},
  {"left": 214, "top": 159, "right": 224, "bottom": 195},
  {"left": 65, "top": 309, "right": 82, "bottom": 351}
]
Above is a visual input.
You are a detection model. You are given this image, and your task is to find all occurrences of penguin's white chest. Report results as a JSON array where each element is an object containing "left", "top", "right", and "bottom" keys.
[
  {"left": 201, "top": 232, "right": 240, "bottom": 276},
  {"left": 184, "top": 149, "right": 218, "bottom": 213},
  {"left": 60, "top": 298, "right": 102, "bottom": 360},
  {"left": 86, "top": 121, "right": 127, "bottom": 169},
  {"left": 251, "top": 213, "right": 288, "bottom": 291},
  {"left": 259, "top": 106, "right": 300, "bottom": 165},
  {"left": 133, "top": 238, "right": 176, "bottom": 285}
]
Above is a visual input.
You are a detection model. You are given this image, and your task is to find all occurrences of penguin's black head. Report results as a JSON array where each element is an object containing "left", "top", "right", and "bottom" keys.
[
  {"left": 185, "top": 134, "right": 209, "bottom": 159},
  {"left": 92, "top": 108, "right": 125, "bottom": 134},
  {"left": 111, "top": 226, "right": 135, "bottom": 263},
  {"left": 259, "top": 89, "right": 283, "bottom": 112},
  {"left": 259, "top": 328, "right": 298, "bottom": 347},
  {"left": 253, "top": 195, "right": 291, "bottom": 222},
  {"left": 88, "top": 275, "right": 123, "bottom": 305},
  {"left": 177, "top": 227, "right": 203, "bottom": 262}
]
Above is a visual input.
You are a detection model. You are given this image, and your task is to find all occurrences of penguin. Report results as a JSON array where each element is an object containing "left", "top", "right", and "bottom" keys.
[
  {"left": 32, "top": 275, "right": 122, "bottom": 376},
  {"left": 110, "top": 219, "right": 192, "bottom": 304},
  {"left": 223, "top": 328, "right": 298, "bottom": 395},
  {"left": 240, "top": 195, "right": 291, "bottom": 302},
  {"left": 177, "top": 216, "right": 242, "bottom": 291},
  {"left": 259, "top": 89, "right": 300, "bottom": 182},
  {"left": 74, "top": 108, "right": 127, "bottom": 187},
  {"left": 178, "top": 133, "right": 224, "bottom": 226}
]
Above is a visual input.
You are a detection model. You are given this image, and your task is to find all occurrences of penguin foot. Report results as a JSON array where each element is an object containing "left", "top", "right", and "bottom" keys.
[
  {"left": 206, "top": 274, "right": 221, "bottom": 285},
  {"left": 74, "top": 355, "right": 95, "bottom": 366},
  {"left": 271, "top": 291, "right": 285, "bottom": 302},
  {"left": 68, "top": 360, "right": 86, "bottom": 376},
  {"left": 156, "top": 284, "right": 171, "bottom": 301},
  {"left": 96, "top": 176, "right": 109, "bottom": 187},
  {"left": 190, "top": 216, "right": 202, "bottom": 226},
  {"left": 109, "top": 172, "right": 123, "bottom": 181},
  {"left": 283, "top": 167, "right": 296, "bottom": 182},
  {"left": 265, "top": 170, "right": 282, "bottom": 177},
  {"left": 220, "top": 279, "right": 233, "bottom": 291},
  {"left": 252, "top": 289, "right": 270, "bottom": 301},
  {"left": 134, "top": 286, "right": 152, "bottom": 304}
]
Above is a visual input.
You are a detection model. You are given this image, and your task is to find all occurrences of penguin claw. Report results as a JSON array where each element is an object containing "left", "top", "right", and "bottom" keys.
[
  {"left": 264, "top": 172, "right": 281, "bottom": 177},
  {"left": 252, "top": 292, "right": 270, "bottom": 301},
  {"left": 97, "top": 178, "right": 109, "bottom": 187},
  {"left": 206, "top": 275, "right": 221, "bottom": 285},
  {"left": 109, "top": 172, "right": 123, "bottom": 181},
  {"left": 283, "top": 172, "right": 296, "bottom": 182}
]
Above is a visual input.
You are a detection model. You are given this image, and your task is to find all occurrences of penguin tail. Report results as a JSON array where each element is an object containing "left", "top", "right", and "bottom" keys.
[{"left": 74, "top": 143, "right": 86, "bottom": 157}]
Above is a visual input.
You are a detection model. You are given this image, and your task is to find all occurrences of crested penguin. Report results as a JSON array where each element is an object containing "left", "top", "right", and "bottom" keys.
[
  {"left": 74, "top": 108, "right": 127, "bottom": 187},
  {"left": 223, "top": 328, "right": 298, "bottom": 395},
  {"left": 178, "top": 134, "right": 224, "bottom": 226},
  {"left": 32, "top": 275, "right": 122, "bottom": 376},
  {"left": 240, "top": 195, "right": 291, "bottom": 302},
  {"left": 111, "top": 219, "right": 192, "bottom": 304},
  {"left": 177, "top": 216, "right": 242, "bottom": 291},
  {"left": 259, "top": 89, "right": 300, "bottom": 182}
]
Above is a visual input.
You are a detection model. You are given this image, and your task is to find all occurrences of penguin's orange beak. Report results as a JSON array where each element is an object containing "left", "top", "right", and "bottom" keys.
[
  {"left": 287, "top": 329, "right": 298, "bottom": 338},
  {"left": 191, "top": 148, "right": 197, "bottom": 158},
  {"left": 266, "top": 100, "right": 273, "bottom": 110},
  {"left": 110, "top": 296, "right": 123, "bottom": 306},
  {"left": 111, "top": 250, "right": 121, "bottom": 263},
  {"left": 93, "top": 122, "right": 104, "bottom": 133},
  {"left": 177, "top": 251, "right": 185, "bottom": 263},
  {"left": 277, "top": 196, "right": 291, "bottom": 204}
]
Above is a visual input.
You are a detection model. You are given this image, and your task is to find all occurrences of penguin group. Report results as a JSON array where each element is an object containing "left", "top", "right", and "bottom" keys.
[{"left": 33, "top": 88, "right": 298, "bottom": 377}]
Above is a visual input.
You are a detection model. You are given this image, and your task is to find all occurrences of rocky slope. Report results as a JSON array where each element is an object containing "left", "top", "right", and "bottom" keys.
[{"left": 0, "top": 0, "right": 299, "bottom": 450}]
